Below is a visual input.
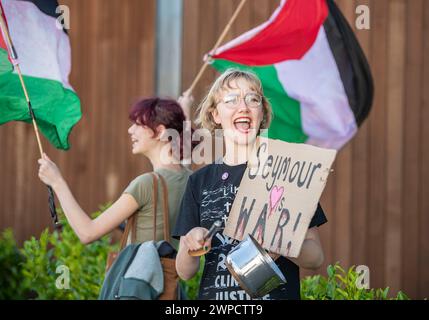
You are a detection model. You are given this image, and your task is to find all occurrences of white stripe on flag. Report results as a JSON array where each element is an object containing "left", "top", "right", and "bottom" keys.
[
  {"left": 275, "top": 26, "right": 357, "bottom": 149},
  {"left": 3, "top": 0, "right": 74, "bottom": 91}
]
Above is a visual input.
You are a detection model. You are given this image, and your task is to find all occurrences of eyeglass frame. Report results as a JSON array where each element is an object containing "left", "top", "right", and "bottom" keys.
[{"left": 216, "top": 92, "right": 263, "bottom": 109}]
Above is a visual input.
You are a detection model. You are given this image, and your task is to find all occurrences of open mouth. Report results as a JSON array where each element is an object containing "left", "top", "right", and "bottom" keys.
[
  {"left": 131, "top": 137, "right": 138, "bottom": 147},
  {"left": 233, "top": 117, "right": 251, "bottom": 133}
]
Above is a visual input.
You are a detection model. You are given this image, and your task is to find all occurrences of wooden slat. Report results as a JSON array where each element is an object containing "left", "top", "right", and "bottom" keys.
[
  {"left": 385, "top": 0, "right": 406, "bottom": 295},
  {"left": 14, "top": 124, "right": 25, "bottom": 234},
  {"left": 67, "top": 0, "right": 91, "bottom": 212},
  {"left": 2, "top": 123, "right": 13, "bottom": 234},
  {"left": 332, "top": 0, "right": 355, "bottom": 271},
  {"left": 351, "top": 0, "right": 371, "bottom": 267},
  {"left": 250, "top": 0, "right": 272, "bottom": 26},
  {"left": 182, "top": 0, "right": 200, "bottom": 94},
  {"left": 85, "top": 0, "right": 101, "bottom": 212},
  {"left": 367, "top": 0, "right": 389, "bottom": 290},
  {"left": 233, "top": 0, "right": 252, "bottom": 36},
  {"left": 106, "top": 0, "right": 121, "bottom": 201},
  {"left": 196, "top": 0, "right": 217, "bottom": 100},
  {"left": 402, "top": 0, "right": 423, "bottom": 298},
  {"left": 217, "top": 0, "right": 235, "bottom": 45},
  {"left": 333, "top": 146, "right": 353, "bottom": 268},
  {"left": 116, "top": 0, "right": 131, "bottom": 199},
  {"left": 419, "top": 0, "right": 429, "bottom": 299},
  {"left": 319, "top": 176, "right": 335, "bottom": 276},
  {"left": 129, "top": 0, "right": 156, "bottom": 177},
  {"left": 315, "top": 0, "right": 343, "bottom": 270},
  {"left": 0, "top": 122, "right": 4, "bottom": 229}
]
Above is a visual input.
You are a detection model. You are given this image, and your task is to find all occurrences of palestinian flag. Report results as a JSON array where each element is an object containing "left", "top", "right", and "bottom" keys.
[
  {"left": 209, "top": 0, "right": 373, "bottom": 149},
  {"left": 0, "top": 0, "right": 81, "bottom": 150}
]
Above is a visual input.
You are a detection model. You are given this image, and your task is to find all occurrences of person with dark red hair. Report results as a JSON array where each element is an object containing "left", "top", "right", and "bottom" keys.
[{"left": 37, "top": 94, "right": 195, "bottom": 247}]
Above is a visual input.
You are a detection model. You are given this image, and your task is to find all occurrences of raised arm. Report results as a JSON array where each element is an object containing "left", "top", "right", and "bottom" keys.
[
  {"left": 38, "top": 153, "right": 139, "bottom": 244},
  {"left": 177, "top": 90, "right": 194, "bottom": 123}
]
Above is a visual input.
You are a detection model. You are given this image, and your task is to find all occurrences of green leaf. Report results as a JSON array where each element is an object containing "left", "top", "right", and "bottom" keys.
[
  {"left": 0, "top": 211, "right": 412, "bottom": 300},
  {"left": 336, "top": 288, "right": 349, "bottom": 300}
]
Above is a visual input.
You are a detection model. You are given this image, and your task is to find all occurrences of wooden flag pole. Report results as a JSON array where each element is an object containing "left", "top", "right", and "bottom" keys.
[
  {"left": 0, "top": 8, "right": 44, "bottom": 157},
  {"left": 0, "top": 7, "right": 59, "bottom": 227},
  {"left": 187, "top": 0, "right": 248, "bottom": 94},
  {"left": 16, "top": 66, "right": 45, "bottom": 157}
]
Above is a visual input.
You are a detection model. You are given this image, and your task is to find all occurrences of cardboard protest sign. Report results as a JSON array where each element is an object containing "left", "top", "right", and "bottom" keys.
[{"left": 224, "top": 137, "right": 336, "bottom": 258}]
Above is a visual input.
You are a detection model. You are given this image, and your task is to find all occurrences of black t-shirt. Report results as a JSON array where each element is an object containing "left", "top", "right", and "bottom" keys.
[{"left": 173, "top": 162, "right": 327, "bottom": 300}]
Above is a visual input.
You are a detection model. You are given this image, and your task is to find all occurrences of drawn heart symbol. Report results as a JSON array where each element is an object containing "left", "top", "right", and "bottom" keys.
[{"left": 270, "top": 186, "right": 284, "bottom": 212}]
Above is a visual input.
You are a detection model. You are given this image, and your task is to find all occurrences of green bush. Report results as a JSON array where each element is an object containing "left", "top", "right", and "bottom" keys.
[
  {"left": 21, "top": 230, "right": 110, "bottom": 298},
  {"left": 0, "top": 229, "right": 27, "bottom": 299},
  {"left": 19, "top": 207, "right": 116, "bottom": 299},
  {"left": 0, "top": 206, "right": 117, "bottom": 300},
  {"left": 180, "top": 256, "right": 204, "bottom": 300},
  {"left": 0, "top": 213, "right": 411, "bottom": 300},
  {"left": 181, "top": 262, "right": 410, "bottom": 300},
  {"left": 301, "top": 262, "right": 409, "bottom": 300}
]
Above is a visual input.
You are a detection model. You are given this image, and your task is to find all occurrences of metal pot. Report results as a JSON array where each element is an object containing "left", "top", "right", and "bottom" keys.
[{"left": 226, "top": 234, "right": 286, "bottom": 298}]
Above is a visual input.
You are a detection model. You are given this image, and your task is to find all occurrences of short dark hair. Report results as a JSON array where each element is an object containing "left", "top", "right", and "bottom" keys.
[{"left": 129, "top": 97, "right": 197, "bottom": 160}]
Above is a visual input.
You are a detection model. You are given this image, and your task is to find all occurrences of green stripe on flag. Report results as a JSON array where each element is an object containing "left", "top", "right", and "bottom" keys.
[
  {"left": 0, "top": 51, "right": 81, "bottom": 150},
  {"left": 0, "top": 48, "right": 12, "bottom": 78},
  {"left": 211, "top": 59, "right": 308, "bottom": 143}
]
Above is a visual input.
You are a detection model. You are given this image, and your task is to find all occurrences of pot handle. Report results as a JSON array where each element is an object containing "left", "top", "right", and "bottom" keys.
[{"left": 188, "top": 220, "right": 222, "bottom": 257}]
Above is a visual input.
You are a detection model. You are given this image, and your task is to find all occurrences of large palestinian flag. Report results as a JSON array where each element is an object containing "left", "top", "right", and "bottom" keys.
[
  {"left": 0, "top": 0, "right": 81, "bottom": 150},
  {"left": 209, "top": 0, "right": 373, "bottom": 149}
]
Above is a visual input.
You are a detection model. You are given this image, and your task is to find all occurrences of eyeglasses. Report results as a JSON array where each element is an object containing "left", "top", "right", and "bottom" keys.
[{"left": 220, "top": 92, "right": 263, "bottom": 109}]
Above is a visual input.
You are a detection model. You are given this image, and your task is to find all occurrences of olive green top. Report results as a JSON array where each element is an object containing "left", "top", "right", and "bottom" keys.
[{"left": 123, "top": 166, "right": 192, "bottom": 249}]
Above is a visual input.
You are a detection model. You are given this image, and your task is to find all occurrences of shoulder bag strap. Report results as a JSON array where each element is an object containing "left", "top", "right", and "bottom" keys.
[
  {"left": 158, "top": 174, "right": 171, "bottom": 243},
  {"left": 119, "top": 213, "right": 137, "bottom": 250},
  {"left": 151, "top": 172, "right": 159, "bottom": 241},
  {"left": 150, "top": 172, "right": 171, "bottom": 243}
]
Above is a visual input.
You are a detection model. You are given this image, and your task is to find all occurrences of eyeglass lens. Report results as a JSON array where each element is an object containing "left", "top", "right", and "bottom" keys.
[{"left": 223, "top": 93, "right": 261, "bottom": 108}]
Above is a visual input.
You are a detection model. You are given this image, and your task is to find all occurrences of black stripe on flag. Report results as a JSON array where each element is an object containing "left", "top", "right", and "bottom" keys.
[
  {"left": 324, "top": 0, "right": 374, "bottom": 126},
  {"left": 17, "top": 0, "right": 60, "bottom": 19},
  {"left": 16, "top": 0, "right": 68, "bottom": 34}
]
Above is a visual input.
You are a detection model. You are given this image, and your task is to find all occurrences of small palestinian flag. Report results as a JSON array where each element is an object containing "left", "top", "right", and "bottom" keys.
[
  {"left": 209, "top": 0, "right": 373, "bottom": 149},
  {"left": 0, "top": 0, "right": 81, "bottom": 150}
]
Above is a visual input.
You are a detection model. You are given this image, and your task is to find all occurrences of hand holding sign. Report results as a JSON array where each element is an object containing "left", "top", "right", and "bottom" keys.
[{"left": 223, "top": 137, "right": 336, "bottom": 258}]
